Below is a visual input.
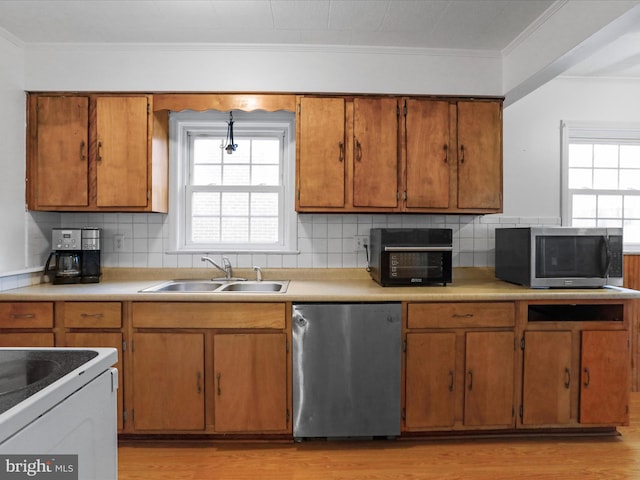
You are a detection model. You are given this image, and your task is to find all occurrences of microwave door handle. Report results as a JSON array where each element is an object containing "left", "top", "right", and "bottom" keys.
[
  {"left": 603, "top": 235, "right": 612, "bottom": 278},
  {"left": 384, "top": 246, "right": 453, "bottom": 252}
]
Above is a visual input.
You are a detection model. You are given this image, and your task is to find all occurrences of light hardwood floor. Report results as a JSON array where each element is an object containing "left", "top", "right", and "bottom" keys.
[{"left": 118, "top": 393, "right": 640, "bottom": 479}]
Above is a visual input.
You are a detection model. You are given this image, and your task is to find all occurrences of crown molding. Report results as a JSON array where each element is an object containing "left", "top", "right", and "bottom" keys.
[
  {"left": 23, "top": 41, "right": 501, "bottom": 59},
  {"left": 502, "top": 0, "right": 568, "bottom": 57},
  {"left": 0, "top": 26, "right": 25, "bottom": 48}
]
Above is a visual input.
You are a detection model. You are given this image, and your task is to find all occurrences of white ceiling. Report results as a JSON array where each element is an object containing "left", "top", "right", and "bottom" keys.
[{"left": 0, "top": 0, "right": 639, "bottom": 79}]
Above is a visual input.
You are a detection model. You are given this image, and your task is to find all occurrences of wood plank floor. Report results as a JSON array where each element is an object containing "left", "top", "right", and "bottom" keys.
[{"left": 118, "top": 393, "right": 640, "bottom": 479}]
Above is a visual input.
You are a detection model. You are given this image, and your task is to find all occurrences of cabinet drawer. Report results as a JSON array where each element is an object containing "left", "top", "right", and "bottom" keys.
[
  {"left": 132, "top": 302, "right": 286, "bottom": 329},
  {"left": 63, "top": 302, "right": 122, "bottom": 328},
  {"left": 0, "top": 302, "right": 54, "bottom": 328},
  {"left": 408, "top": 302, "right": 515, "bottom": 329}
]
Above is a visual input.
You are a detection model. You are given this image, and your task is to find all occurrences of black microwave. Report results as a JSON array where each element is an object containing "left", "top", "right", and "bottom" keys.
[
  {"left": 495, "top": 227, "right": 623, "bottom": 288},
  {"left": 369, "top": 228, "right": 453, "bottom": 286}
]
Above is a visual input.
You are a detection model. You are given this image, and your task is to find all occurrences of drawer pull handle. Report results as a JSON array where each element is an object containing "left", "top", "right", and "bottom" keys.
[
  {"left": 564, "top": 368, "right": 571, "bottom": 389},
  {"left": 448, "top": 370, "right": 454, "bottom": 392},
  {"left": 196, "top": 372, "right": 202, "bottom": 394},
  {"left": 583, "top": 367, "right": 591, "bottom": 388},
  {"left": 452, "top": 313, "right": 474, "bottom": 318},
  {"left": 11, "top": 313, "right": 35, "bottom": 319},
  {"left": 80, "top": 313, "right": 104, "bottom": 318},
  {"left": 216, "top": 372, "right": 222, "bottom": 396},
  {"left": 467, "top": 369, "right": 473, "bottom": 391},
  {"left": 338, "top": 141, "right": 344, "bottom": 162}
]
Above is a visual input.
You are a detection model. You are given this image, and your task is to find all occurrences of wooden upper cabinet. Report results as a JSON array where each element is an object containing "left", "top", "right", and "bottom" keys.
[
  {"left": 95, "top": 96, "right": 149, "bottom": 207},
  {"left": 404, "top": 99, "right": 450, "bottom": 209},
  {"left": 456, "top": 100, "right": 503, "bottom": 210},
  {"left": 33, "top": 96, "right": 90, "bottom": 208},
  {"left": 27, "top": 93, "right": 167, "bottom": 212},
  {"left": 297, "top": 96, "right": 346, "bottom": 208},
  {"left": 352, "top": 97, "right": 399, "bottom": 208}
]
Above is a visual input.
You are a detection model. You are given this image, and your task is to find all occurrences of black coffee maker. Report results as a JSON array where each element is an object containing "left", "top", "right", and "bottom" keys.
[{"left": 44, "top": 228, "right": 101, "bottom": 284}]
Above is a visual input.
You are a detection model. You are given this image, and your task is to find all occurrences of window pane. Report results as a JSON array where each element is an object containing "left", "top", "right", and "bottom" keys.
[
  {"left": 251, "top": 217, "right": 279, "bottom": 243},
  {"left": 251, "top": 193, "right": 279, "bottom": 216},
  {"left": 572, "top": 218, "right": 597, "bottom": 227},
  {"left": 192, "top": 192, "right": 220, "bottom": 216},
  {"left": 620, "top": 169, "right": 640, "bottom": 190},
  {"left": 253, "top": 165, "right": 279, "bottom": 186},
  {"left": 620, "top": 145, "right": 640, "bottom": 168},
  {"left": 593, "top": 169, "right": 618, "bottom": 189},
  {"left": 224, "top": 139, "right": 250, "bottom": 163},
  {"left": 568, "top": 168, "right": 592, "bottom": 189},
  {"left": 593, "top": 144, "right": 619, "bottom": 168},
  {"left": 597, "top": 195, "right": 622, "bottom": 218},
  {"left": 253, "top": 139, "right": 280, "bottom": 164},
  {"left": 192, "top": 217, "right": 220, "bottom": 242},
  {"left": 223, "top": 165, "right": 250, "bottom": 185},
  {"left": 572, "top": 194, "right": 596, "bottom": 218},
  {"left": 624, "top": 219, "right": 640, "bottom": 244},
  {"left": 193, "top": 165, "right": 221, "bottom": 186},
  {"left": 569, "top": 144, "right": 592, "bottom": 167},
  {"left": 193, "top": 138, "right": 222, "bottom": 164},
  {"left": 221, "top": 192, "right": 249, "bottom": 216},
  {"left": 597, "top": 219, "right": 622, "bottom": 228},
  {"left": 624, "top": 196, "right": 640, "bottom": 219},
  {"left": 221, "top": 217, "right": 249, "bottom": 242}
]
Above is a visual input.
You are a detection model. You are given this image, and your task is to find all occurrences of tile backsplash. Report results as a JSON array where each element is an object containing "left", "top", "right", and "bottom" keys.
[{"left": 1, "top": 211, "right": 560, "bottom": 291}]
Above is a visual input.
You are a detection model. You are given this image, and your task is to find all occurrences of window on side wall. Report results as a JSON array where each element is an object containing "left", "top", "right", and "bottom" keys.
[
  {"left": 561, "top": 121, "right": 640, "bottom": 252},
  {"left": 169, "top": 110, "right": 297, "bottom": 253}
]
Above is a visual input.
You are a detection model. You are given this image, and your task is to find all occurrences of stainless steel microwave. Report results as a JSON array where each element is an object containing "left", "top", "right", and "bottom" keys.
[
  {"left": 369, "top": 228, "right": 452, "bottom": 286},
  {"left": 495, "top": 227, "right": 623, "bottom": 288}
]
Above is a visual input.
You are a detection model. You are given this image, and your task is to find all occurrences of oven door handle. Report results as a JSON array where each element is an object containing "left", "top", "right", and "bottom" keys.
[{"left": 384, "top": 246, "right": 453, "bottom": 252}]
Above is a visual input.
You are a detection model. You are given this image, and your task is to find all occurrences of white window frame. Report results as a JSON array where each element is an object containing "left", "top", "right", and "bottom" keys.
[
  {"left": 561, "top": 120, "right": 640, "bottom": 252},
  {"left": 168, "top": 110, "right": 297, "bottom": 253}
]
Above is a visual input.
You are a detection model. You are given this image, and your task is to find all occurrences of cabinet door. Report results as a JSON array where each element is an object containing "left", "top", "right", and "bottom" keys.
[
  {"left": 34, "top": 96, "right": 89, "bottom": 207},
  {"left": 405, "top": 332, "right": 456, "bottom": 429},
  {"left": 95, "top": 96, "right": 149, "bottom": 207},
  {"left": 464, "top": 331, "right": 514, "bottom": 427},
  {"left": 352, "top": 97, "right": 399, "bottom": 208},
  {"left": 214, "top": 333, "right": 288, "bottom": 433},
  {"left": 521, "top": 331, "right": 572, "bottom": 425},
  {"left": 405, "top": 99, "right": 450, "bottom": 208},
  {"left": 580, "top": 330, "right": 630, "bottom": 425},
  {"left": 132, "top": 332, "right": 205, "bottom": 431},
  {"left": 0, "top": 333, "right": 54, "bottom": 347},
  {"left": 456, "top": 101, "right": 502, "bottom": 210},
  {"left": 65, "top": 332, "right": 124, "bottom": 430},
  {"left": 297, "top": 97, "right": 346, "bottom": 208}
]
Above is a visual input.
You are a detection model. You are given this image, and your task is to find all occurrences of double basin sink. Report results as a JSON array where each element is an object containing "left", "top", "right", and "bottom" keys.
[{"left": 140, "top": 279, "right": 289, "bottom": 294}]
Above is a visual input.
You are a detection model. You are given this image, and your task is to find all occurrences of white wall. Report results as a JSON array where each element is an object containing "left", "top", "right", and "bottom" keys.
[
  {"left": 24, "top": 44, "right": 502, "bottom": 96},
  {"left": 0, "top": 36, "right": 27, "bottom": 273},
  {"left": 503, "top": 76, "right": 640, "bottom": 218}
]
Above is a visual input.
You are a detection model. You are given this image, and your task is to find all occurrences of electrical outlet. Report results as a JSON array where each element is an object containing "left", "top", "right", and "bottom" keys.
[
  {"left": 354, "top": 235, "right": 369, "bottom": 251},
  {"left": 114, "top": 234, "right": 125, "bottom": 251}
]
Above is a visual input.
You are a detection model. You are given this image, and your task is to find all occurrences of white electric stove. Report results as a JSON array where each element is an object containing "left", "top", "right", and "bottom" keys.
[{"left": 0, "top": 347, "right": 118, "bottom": 480}]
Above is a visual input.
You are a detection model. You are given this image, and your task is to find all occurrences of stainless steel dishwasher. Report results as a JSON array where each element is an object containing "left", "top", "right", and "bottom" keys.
[{"left": 292, "top": 302, "right": 402, "bottom": 439}]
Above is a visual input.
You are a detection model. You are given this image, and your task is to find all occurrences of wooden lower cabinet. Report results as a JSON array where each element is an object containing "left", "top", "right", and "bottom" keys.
[
  {"left": 0, "top": 302, "right": 55, "bottom": 347},
  {"left": 404, "top": 330, "right": 515, "bottom": 430},
  {"left": 521, "top": 331, "right": 572, "bottom": 426},
  {"left": 580, "top": 330, "right": 630, "bottom": 425},
  {"left": 213, "top": 333, "right": 288, "bottom": 433},
  {"left": 132, "top": 332, "right": 205, "bottom": 431},
  {"left": 464, "top": 331, "right": 515, "bottom": 427}
]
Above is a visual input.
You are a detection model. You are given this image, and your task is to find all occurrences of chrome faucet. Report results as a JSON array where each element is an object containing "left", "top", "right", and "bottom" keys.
[
  {"left": 253, "top": 266, "right": 263, "bottom": 282},
  {"left": 201, "top": 256, "right": 233, "bottom": 280}
]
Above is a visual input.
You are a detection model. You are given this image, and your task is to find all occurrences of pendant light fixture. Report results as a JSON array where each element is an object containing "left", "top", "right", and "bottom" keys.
[{"left": 223, "top": 111, "right": 238, "bottom": 154}]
